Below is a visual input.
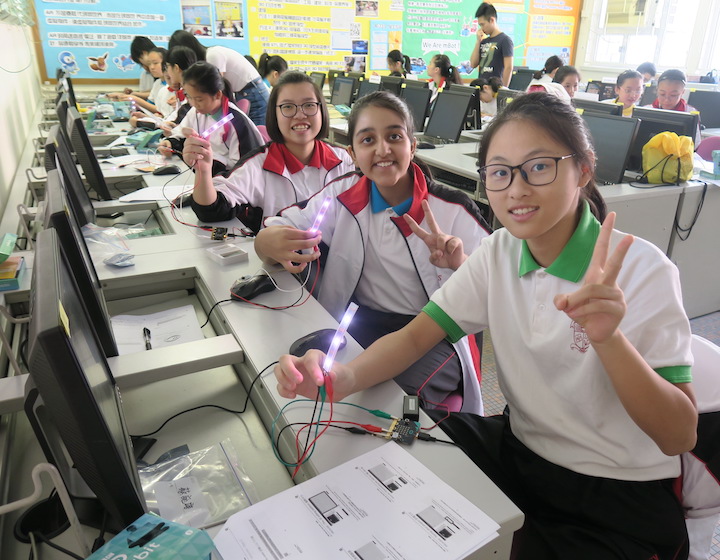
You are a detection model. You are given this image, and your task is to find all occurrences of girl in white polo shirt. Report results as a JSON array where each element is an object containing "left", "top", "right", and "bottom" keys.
[
  {"left": 256, "top": 91, "right": 491, "bottom": 413},
  {"left": 182, "top": 71, "right": 354, "bottom": 233},
  {"left": 274, "top": 92, "right": 697, "bottom": 559}
]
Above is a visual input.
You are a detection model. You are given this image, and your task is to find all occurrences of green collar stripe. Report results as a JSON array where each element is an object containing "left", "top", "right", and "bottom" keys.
[
  {"left": 422, "top": 301, "right": 466, "bottom": 344},
  {"left": 656, "top": 365, "right": 692, "bottom": 384},
  {"left": 519, "top": 201, "right": 600, "bottom": 282}
]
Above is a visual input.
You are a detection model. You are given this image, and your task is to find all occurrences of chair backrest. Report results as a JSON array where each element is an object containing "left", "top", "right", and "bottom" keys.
[
  {"left": 695, "top": 136, "right": 720, "bottom": 162},
  {"left": 256, "top": 124, "right": 271, "bottom": 143},
  {"left": 236, "top": 98, "right": 250, "bottom": 115}
]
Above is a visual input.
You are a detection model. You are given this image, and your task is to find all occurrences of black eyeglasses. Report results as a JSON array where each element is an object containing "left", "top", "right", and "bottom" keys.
[
  {"left": 479, "top": 154, "right": 576, "bottom": 191},
  {"left": 277, "top": 102, "right": 321, "bottom": 118}
]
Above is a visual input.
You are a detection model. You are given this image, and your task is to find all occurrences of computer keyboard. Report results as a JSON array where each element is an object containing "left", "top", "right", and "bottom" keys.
[
  {"left": 415, "top": 135, "right": 453, "bottom": 145},
  {"left": 432, "top": 169, "right": 478, "bottom": 192}
]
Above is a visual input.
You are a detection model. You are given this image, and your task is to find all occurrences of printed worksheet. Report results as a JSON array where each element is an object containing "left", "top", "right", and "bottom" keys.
[{"left": 214, "top": 442, "right": 499, "bottom": 560}]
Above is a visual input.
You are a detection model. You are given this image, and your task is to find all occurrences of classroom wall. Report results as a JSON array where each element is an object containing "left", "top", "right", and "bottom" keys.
[{"left": 0, "top": 22, "right": 42, "bottom": 219}]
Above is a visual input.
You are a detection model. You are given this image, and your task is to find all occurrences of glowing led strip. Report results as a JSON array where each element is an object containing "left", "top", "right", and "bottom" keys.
[
  {"left": 322, "top": 303, "right": 358, "bottom": 373},
  {"left": 309, "top": 196, "right": 332, "bottom": 234},
  {"left": 201, "top": 113, "right": 235, "bottom": 139}
]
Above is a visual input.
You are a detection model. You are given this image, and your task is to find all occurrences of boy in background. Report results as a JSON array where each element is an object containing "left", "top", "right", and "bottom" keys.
[{"left": 470, "top": 3, "right": 514, "bottom": 87}]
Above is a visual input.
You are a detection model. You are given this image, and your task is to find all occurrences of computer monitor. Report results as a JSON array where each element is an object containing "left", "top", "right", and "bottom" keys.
[
  {"left": 508, "top": 69, "right": 536, "bottom": 91},
  {"left": 25, "top": 228, "right": 145, "bottom": 532},
  {"left": 327, "top": 69, "right": 344, "bottom": 93},
  {"left": 356, "top": 79, "right": 380, "bottom": 101},
  {"left": 627, "top": 107, "right": 700, "bottom": 173},
  {"left": 66, "top": 106, "right": 114, "bottom": 200},
  {"left": 571, "top": 98, "right": 623, "bottom": 117},
  {"left": 310, "top": 71, "right": 326, "bottom": 90},
  {"left": 496, "top": 89, "right": 524, "bottom": 113},
  {"left": 446, "top": 83, "right": 480, "bottom": 129},
  {"left": 401, "top": 86, "right": 431, "bottom": 132},
  {"left": 688, "top": 90, "right": 720, "bottom": 128},
  {"left": 379, "top": 75, "right": 403, "bottom": 97},
  {"left": 45, "top": 125, "right": 96, "bottom": 227},
  {"left": 43, "top": 168, "right": 117, "bottom": 356},
  {"left": 586, "top": 81, "right": 616, "bottom": 101},
  {"left": 423, "top": 90, "right": 473, "bottom": 143},
  {"left": 62, "top": 75, "right": 78, "bottom": 109},
  {"left": 402, "top": 79, "right": 428, "bottom": 90},
  {"left": 346, "top": 71, "right": 365, "bottom": 83},
  {"left": 330, "top": 76, "right": 357, "bottom": 107},
  {"left": 580, "top": 114, "right": 641, "bottom": 185}
]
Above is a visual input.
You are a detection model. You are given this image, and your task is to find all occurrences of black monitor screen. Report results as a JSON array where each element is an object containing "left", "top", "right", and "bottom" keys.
[
  {"left": 639, "top": 85, "right": 657, "bottom": 107},
  {"left": 379, "top": 75, "right": 403, "bottom": 97},
  {"left": 66, "top": 106, "right": 113, "bottom": 200},
  {"left": 581, "top": 114, "right": 640, "bottom": 184},
  {"left": 310, "top": 72, "right": 325, "bottom": 90},
  {"left": 356, "top": 79, "right": 380, "bottom": 101},
  {"left": 508, "top": 69, "right": 536, "bottom": 91},
  {"left": 346, "top": 71, "right": 364, "bottom": 82},
  {"left": 496, "top": 89, "right": 524, "bottom": 113},
  {"left": 572, "top": 98, "right": 623, "bottom": 117},
  {"left": 424, "top": 90, "right": 473, "bottom": 142},
  {"left": 62, "top": 75, "right": 77, "bottom": 109},
  {"left": 627, "top": 107, "right": 700, "bottom": 172},
  {"left": 46, "top": 125, "right": 96, "bottom": 227},
  {"left": 330, "top": 76, "right": 356, "bottom": 106},
  {"left": 327, "top": 69, "right": 344, "bottom": 93},
  {"left": 688, "top": 90, "right": 720, "bottom": 129},
  {"left": 27, "top": 228, "right": 145, "bottom": 531},
  {"left": 402, "top": 79, "right": 428, "bottom": 90},
  {"left": 44, "top": 168, "right": 117, "bottom": 357},
  {"left": 401, "top": 86, "right": 431, "bottom": 132}
]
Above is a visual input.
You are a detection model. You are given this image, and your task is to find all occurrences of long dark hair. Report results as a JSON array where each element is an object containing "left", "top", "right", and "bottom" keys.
[
  {"left": 183, "top": 62, "right": 235, "bottom": 141},
  {"left": 167, "top": 46, "right": 198, "bottom": 71},
  {"left": 258, "top": 53, "right": 288, "bottom": 79},
  {"left": 477, "top": 92, "right": 606, "bottom": 222},
  {"left": 265, "top": 71, "right": 329, "bottom": 143},
  {"left": 533, "top": 55, "right": 563, "bottom": 80},
  {"left": 168, "top": 30, "right": 207, "bottom": 61},
  {"left": 387, "top": 49, "right": 411, "bottom": 76},
  {"left": 553, "top": 65, "right": 581, "bottom": 85},
  {"left": 432, "top": 54, "right": 462, "bottom": 85},
  {"left": 347, "top": 91, "right": 433, "bottom": 178}
]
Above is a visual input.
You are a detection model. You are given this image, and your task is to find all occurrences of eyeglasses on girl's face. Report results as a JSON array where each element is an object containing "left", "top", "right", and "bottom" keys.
[
  {"left": 277, "top": 102, "right": 321, "bottom": 118},
  {"left": 479, "top": 154, "right": 576, "bottom": 191}
]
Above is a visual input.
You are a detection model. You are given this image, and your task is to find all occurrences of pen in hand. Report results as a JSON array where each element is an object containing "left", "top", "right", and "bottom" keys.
[{"left": 143, "top": 327, "right": 152, "bottom": 350}]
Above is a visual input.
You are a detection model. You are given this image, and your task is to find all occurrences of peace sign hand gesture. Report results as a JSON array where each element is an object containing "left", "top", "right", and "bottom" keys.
[
  {"left": 404, "top": 200, "right": 467, "bottom": 271},
  {"left": 553, "top": 212, "right": 634, "bottom": 345}
]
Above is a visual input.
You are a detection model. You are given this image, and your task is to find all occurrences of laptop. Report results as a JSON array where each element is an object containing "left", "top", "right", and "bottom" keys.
[{"left": 415, "top": 90, "right": 473, "bottom": 145}]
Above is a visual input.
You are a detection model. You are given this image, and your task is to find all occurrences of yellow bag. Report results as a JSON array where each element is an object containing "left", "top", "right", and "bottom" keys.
[{"left": 641, "top": 131, "right": 694, "bottom": 184}]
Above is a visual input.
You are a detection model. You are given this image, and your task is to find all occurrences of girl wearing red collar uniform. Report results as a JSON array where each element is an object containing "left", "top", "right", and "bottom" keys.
[
  {"left": 255, "top": 91, "right": 491, "bottom": 413},
  {"left": 427, "top": 54, "right": 462, "bottom": 104},
  {"left": 183, "top": 71, "right": 354, "bottom": 232},
  {"left": 649, "top": 69, "right": 701, "bottom": 145}
]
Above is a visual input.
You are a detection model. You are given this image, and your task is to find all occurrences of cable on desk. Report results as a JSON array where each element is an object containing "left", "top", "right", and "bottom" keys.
[
  {"left": 199, "top": 298, "right": 234, "bottom": 328},
  {"left": 229, "top": 260, "right": 319, "bottom": 310},
  {"left": 129, "top": 361, "right": 277, "bottom": 439},
  {"left": 28, "top": 531, "right": 84, "bottom": 560},
  {"left": 673, "top": 180, "right": 708, "bottom": 241}
]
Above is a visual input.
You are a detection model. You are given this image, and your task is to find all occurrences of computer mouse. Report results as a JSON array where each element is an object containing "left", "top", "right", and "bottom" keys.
[
  {"left": 416, "top": 141, "right": 436, "bottom": 149},
  {"left": 289, "top": 328, "right": 347, "bottom": 357},
  {"left": 152, "top": 164, "right": 181, "bottom": 175},
  {"left": 230, "top": 274, "right": 276, "bottom": 300}
]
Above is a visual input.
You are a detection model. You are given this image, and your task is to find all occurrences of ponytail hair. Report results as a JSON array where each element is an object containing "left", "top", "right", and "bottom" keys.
[
  {"left": 432, "top": 54, "right": 462, "bottom": 85},
  {"left": 258, "top": 53, "right": 288, "bottom": 79},
  {"left": 478, "top": 92, "right": 606, "bottom": 222},
  {"left": 387, "top": 49, "right": 411, "bottom": 76},
  {"left": 183, "top": 62, "right": 235, "bottom": 140},
  {"left": 533, "top": 55, "right": 563, "bottom": 80}
]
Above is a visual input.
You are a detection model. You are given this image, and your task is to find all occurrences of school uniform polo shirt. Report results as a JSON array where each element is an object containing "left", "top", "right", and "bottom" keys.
[
  {"left": 354, "top": 183, "right": 426, "bottom": 315},
  {"left": 424, "top": 203, "right": 692, "bottom": 481}
]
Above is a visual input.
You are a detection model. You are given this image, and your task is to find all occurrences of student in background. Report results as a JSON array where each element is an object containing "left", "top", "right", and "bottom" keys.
[
  {"left": 387, "top": 50, "right": 412, "bottom": 77},
  {"left": 470, "top": 76, "right": 503, "bottom": 117},
  {"left": 256, "top": 91, "right": 491, "bottom": 413},
  {"left": 527, "top": 81, "right": 571, "bottom": 103},
  {"left": 602, "top": 70, "right": 644, "bottom": 117},
  {"left": 427, "top": 54, "right": 462, "bottom": 103},
  {"left": 244, "top": 55, "right": 258, "bottom": 69},
  {"left": 168, "top": 29, "right": 269, "bottom": 126},
  {"left": 526, "top": 55, "right": 563, "bottom": 88},
  {"left": 553, "top": 65, "right": 581, "bottom": 98},
  {"left": 650, "top": 69, "right": 701, "bottom": 144},
  {"left": 275, "top": 92, "right": 696, "bottom": 559},
  {"left": 159, "top": 62, "right": 263, "bottom": 175},
  {"left": 182, "top": 71, "right": 354, "bottom": 232},
  {"left": 108, "top": 36, "right": 156, "bottom": 100},
  {"left": 471, "top": 2, "right": 514, "bottom": 87},
  {"left": 258, "top": 53, "right": 288, "bottom": 89},
  {"left": 114, "top": 47, "right": 167, "bottom": 113},
  {"left": 637, "top": 61, "right": 658, "bottom": 84}
]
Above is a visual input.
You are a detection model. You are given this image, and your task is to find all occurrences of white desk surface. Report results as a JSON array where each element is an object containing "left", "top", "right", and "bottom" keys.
[{"left": 701, "top": 127, "right": 720, "bottom": 138}]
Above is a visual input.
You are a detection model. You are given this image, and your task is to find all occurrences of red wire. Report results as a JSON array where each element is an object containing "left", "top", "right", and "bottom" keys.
[{"left": 416, "top": 352, "right": 456, "bottom": 430}]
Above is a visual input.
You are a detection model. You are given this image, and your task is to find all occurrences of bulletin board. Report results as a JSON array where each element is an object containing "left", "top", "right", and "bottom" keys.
[{"left": 33, "top": 0, "right": 581, "bottom": 83}]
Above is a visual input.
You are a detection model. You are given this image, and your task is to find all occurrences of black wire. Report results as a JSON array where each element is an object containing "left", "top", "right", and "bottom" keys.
[
  {"left": 129, "top": 361, "right": 277, "bottom": 438},
  {"left": 673, "top": 181, "right": 708, "bottom": 241},
  {"left": 30, "top": 532, "right": 84, "bottom": 560},
  {"left": 274, "top": 422, "right": 356, "bottom": 464},
  {"left": 19, "top": 337, "right": 29, "bottom": 371},
  {"left": 92, "top": 510, "right": 109, "bottom": 552},
  {"left": 199, "top": 298, "right": 233, "bottom": 328},
  {"left": 303, "top": 390, "right": 322, "bottom": 463}
]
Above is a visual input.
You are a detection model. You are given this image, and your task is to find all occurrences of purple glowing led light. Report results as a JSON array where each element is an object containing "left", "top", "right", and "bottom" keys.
[
  {"left": 201, "top": 113, "right": 235, "bottom": 139},
  {"left": 322, "top": 302, "right": 358, "bottom": 373}
]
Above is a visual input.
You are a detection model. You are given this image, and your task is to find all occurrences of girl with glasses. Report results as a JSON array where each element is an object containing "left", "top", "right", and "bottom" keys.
[
  {"left": 183, "top": 71, "right": 354, "bottom": 232},
  {"left": 274, "top": 92, "right": 696, "bottom": 559},
  {"left": 256, "top": 91, "right": 491, "bottom": 413},
  {"left": 161, "top": 62, "right": 263, "bottom": 176}
]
